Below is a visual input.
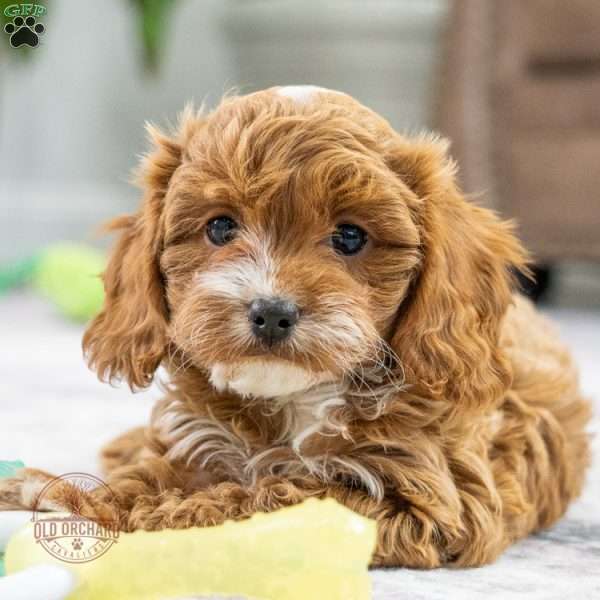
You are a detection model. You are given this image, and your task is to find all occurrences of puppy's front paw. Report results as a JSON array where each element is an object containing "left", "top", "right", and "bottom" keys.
[
  {"left": 0, "top": 469, "right": 123, "bottom": 531},
  {"left": 0, "top": 468, "right": 56, "bottom": 511}
]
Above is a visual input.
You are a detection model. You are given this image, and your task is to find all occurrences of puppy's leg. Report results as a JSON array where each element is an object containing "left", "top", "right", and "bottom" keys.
[
  {"left": 0, "top": 456, "right": 219, "bottom": 529},
  {"left": 0, "top": 468, "right": 118, "bottom": 526},
  {"left": 0, "top": 458, "right": 175, "bottom": 527},
  {"left": 0, "top": 468, "right": 56, "bottom": 511},
  {"left": 123, "top": 475, "right": 323, "bottom": 531}
]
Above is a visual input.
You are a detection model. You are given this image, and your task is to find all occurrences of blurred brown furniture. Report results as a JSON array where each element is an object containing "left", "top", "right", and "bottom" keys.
[{"left": 438, "top": 0, "right": 600, "bottom": 262}]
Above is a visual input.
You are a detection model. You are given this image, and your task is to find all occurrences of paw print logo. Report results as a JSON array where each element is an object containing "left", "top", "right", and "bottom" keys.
[
  {"left": 4, "top": 16, "right": 45, "bottom": 48},
  {"left": 71, "top": 537, "right": 83, "bottom": 551}
]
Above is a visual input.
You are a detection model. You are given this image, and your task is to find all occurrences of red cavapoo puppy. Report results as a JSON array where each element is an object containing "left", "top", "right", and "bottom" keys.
[{"left": 0, "top": 86, "right": 590, "bottom": 567}]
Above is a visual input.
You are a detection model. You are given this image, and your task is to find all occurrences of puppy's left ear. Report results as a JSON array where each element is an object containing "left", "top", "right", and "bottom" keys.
[
  {"left": 83, "top": 108, "right": 203, "bottom": 389},
  {"left": 387, "top": 135, "right": 529, "bottom": 412}
]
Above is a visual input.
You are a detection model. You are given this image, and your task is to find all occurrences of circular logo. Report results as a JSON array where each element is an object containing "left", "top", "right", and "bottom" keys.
[{"left": 32, "top": 472, "right": 120, "bottom": 563}]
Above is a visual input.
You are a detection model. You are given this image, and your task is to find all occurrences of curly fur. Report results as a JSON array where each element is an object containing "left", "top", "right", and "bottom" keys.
[{"left": 0, "top": 87, "right": 590, "bottom": 568}]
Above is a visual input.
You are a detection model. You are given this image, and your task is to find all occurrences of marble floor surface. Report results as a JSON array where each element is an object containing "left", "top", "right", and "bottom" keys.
[{"left": 1, "top": 293, "right": 598, "bottom": 599}]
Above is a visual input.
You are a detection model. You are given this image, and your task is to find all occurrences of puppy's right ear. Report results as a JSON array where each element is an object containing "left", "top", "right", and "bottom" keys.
[{"left": 83, "top": 108, "right": 203, "bottom": 389}]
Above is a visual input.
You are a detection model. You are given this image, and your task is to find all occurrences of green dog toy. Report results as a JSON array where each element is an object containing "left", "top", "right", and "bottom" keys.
[{"left": 0, "top": 243, "right": 105, "bottom": 322}]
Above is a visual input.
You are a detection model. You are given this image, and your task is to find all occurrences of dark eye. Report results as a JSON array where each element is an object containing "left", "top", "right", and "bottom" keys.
[
  {"left": 206, "top": 216, "right": 238, "bottom": 246},
  {"left": 331, "top": 224, "right": 367, "bottom": 256}
]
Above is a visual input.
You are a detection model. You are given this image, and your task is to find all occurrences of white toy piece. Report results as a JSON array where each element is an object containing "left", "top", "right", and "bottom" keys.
[
  {"left": 0, "top": 511, "right": 33, "bottom": 551},
  {"left": 0, "top": 564, "right": 76, "bottom": 600}
]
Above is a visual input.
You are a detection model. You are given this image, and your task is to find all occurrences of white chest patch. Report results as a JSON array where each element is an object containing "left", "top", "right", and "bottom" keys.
[
  {"left": 277, "top": 85, "right": 327, "bottom": 104},
  {"left": 209, "top": 359, "right": 334, "bottom": 399}
]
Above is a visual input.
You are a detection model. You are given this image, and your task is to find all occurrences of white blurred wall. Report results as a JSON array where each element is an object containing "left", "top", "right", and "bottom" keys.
[
  {"left": 0, "top": 0, "right": 447, "bottom": 261},
  {"left": 0, "top": 0, "right": 234, "bottom": 259}
]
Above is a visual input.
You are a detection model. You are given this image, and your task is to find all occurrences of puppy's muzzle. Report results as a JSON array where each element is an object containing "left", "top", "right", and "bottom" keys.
[{"left": 248, "top": 297, "right": 299, "bottom": 345}]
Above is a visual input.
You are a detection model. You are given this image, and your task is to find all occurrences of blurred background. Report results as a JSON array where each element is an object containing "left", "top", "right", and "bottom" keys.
[{"left": 1, "top": 0, "right": 599, "bottom": 306}]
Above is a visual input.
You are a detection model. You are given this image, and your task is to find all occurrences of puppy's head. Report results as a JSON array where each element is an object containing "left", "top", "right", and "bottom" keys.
[{"left": 84, "top": 87, "right": 527, "bottom": 408}]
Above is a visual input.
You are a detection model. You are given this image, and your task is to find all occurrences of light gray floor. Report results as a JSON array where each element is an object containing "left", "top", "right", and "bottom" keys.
[{"left": 1, "top": 292, "right": 599, "bottom": 599}]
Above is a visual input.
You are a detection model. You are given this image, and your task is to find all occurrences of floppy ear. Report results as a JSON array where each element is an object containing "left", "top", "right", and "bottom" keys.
[
  {"left": 387, "top": 135, "right": 529, "bottom": 412},
  {"left": 83, "top": 109, "right": 201, "bottom": 389}
]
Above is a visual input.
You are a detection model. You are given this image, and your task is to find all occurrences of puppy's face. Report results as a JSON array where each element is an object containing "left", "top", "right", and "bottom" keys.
[
  {"left": 84, "top": 87, "right": 525, "bottom": 408},
  {"left": 162, "top": 89, "right": 421, "bottom": 397}
]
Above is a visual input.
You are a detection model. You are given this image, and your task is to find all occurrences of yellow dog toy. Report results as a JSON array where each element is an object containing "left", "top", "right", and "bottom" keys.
[{"left": 3, "top": 498, "right": 376, "bottom": 600}]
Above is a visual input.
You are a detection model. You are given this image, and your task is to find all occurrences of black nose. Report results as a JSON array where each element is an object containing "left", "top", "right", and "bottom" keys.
[{"left": 248, "top": 298, "right": 299, "bottom": 345}]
